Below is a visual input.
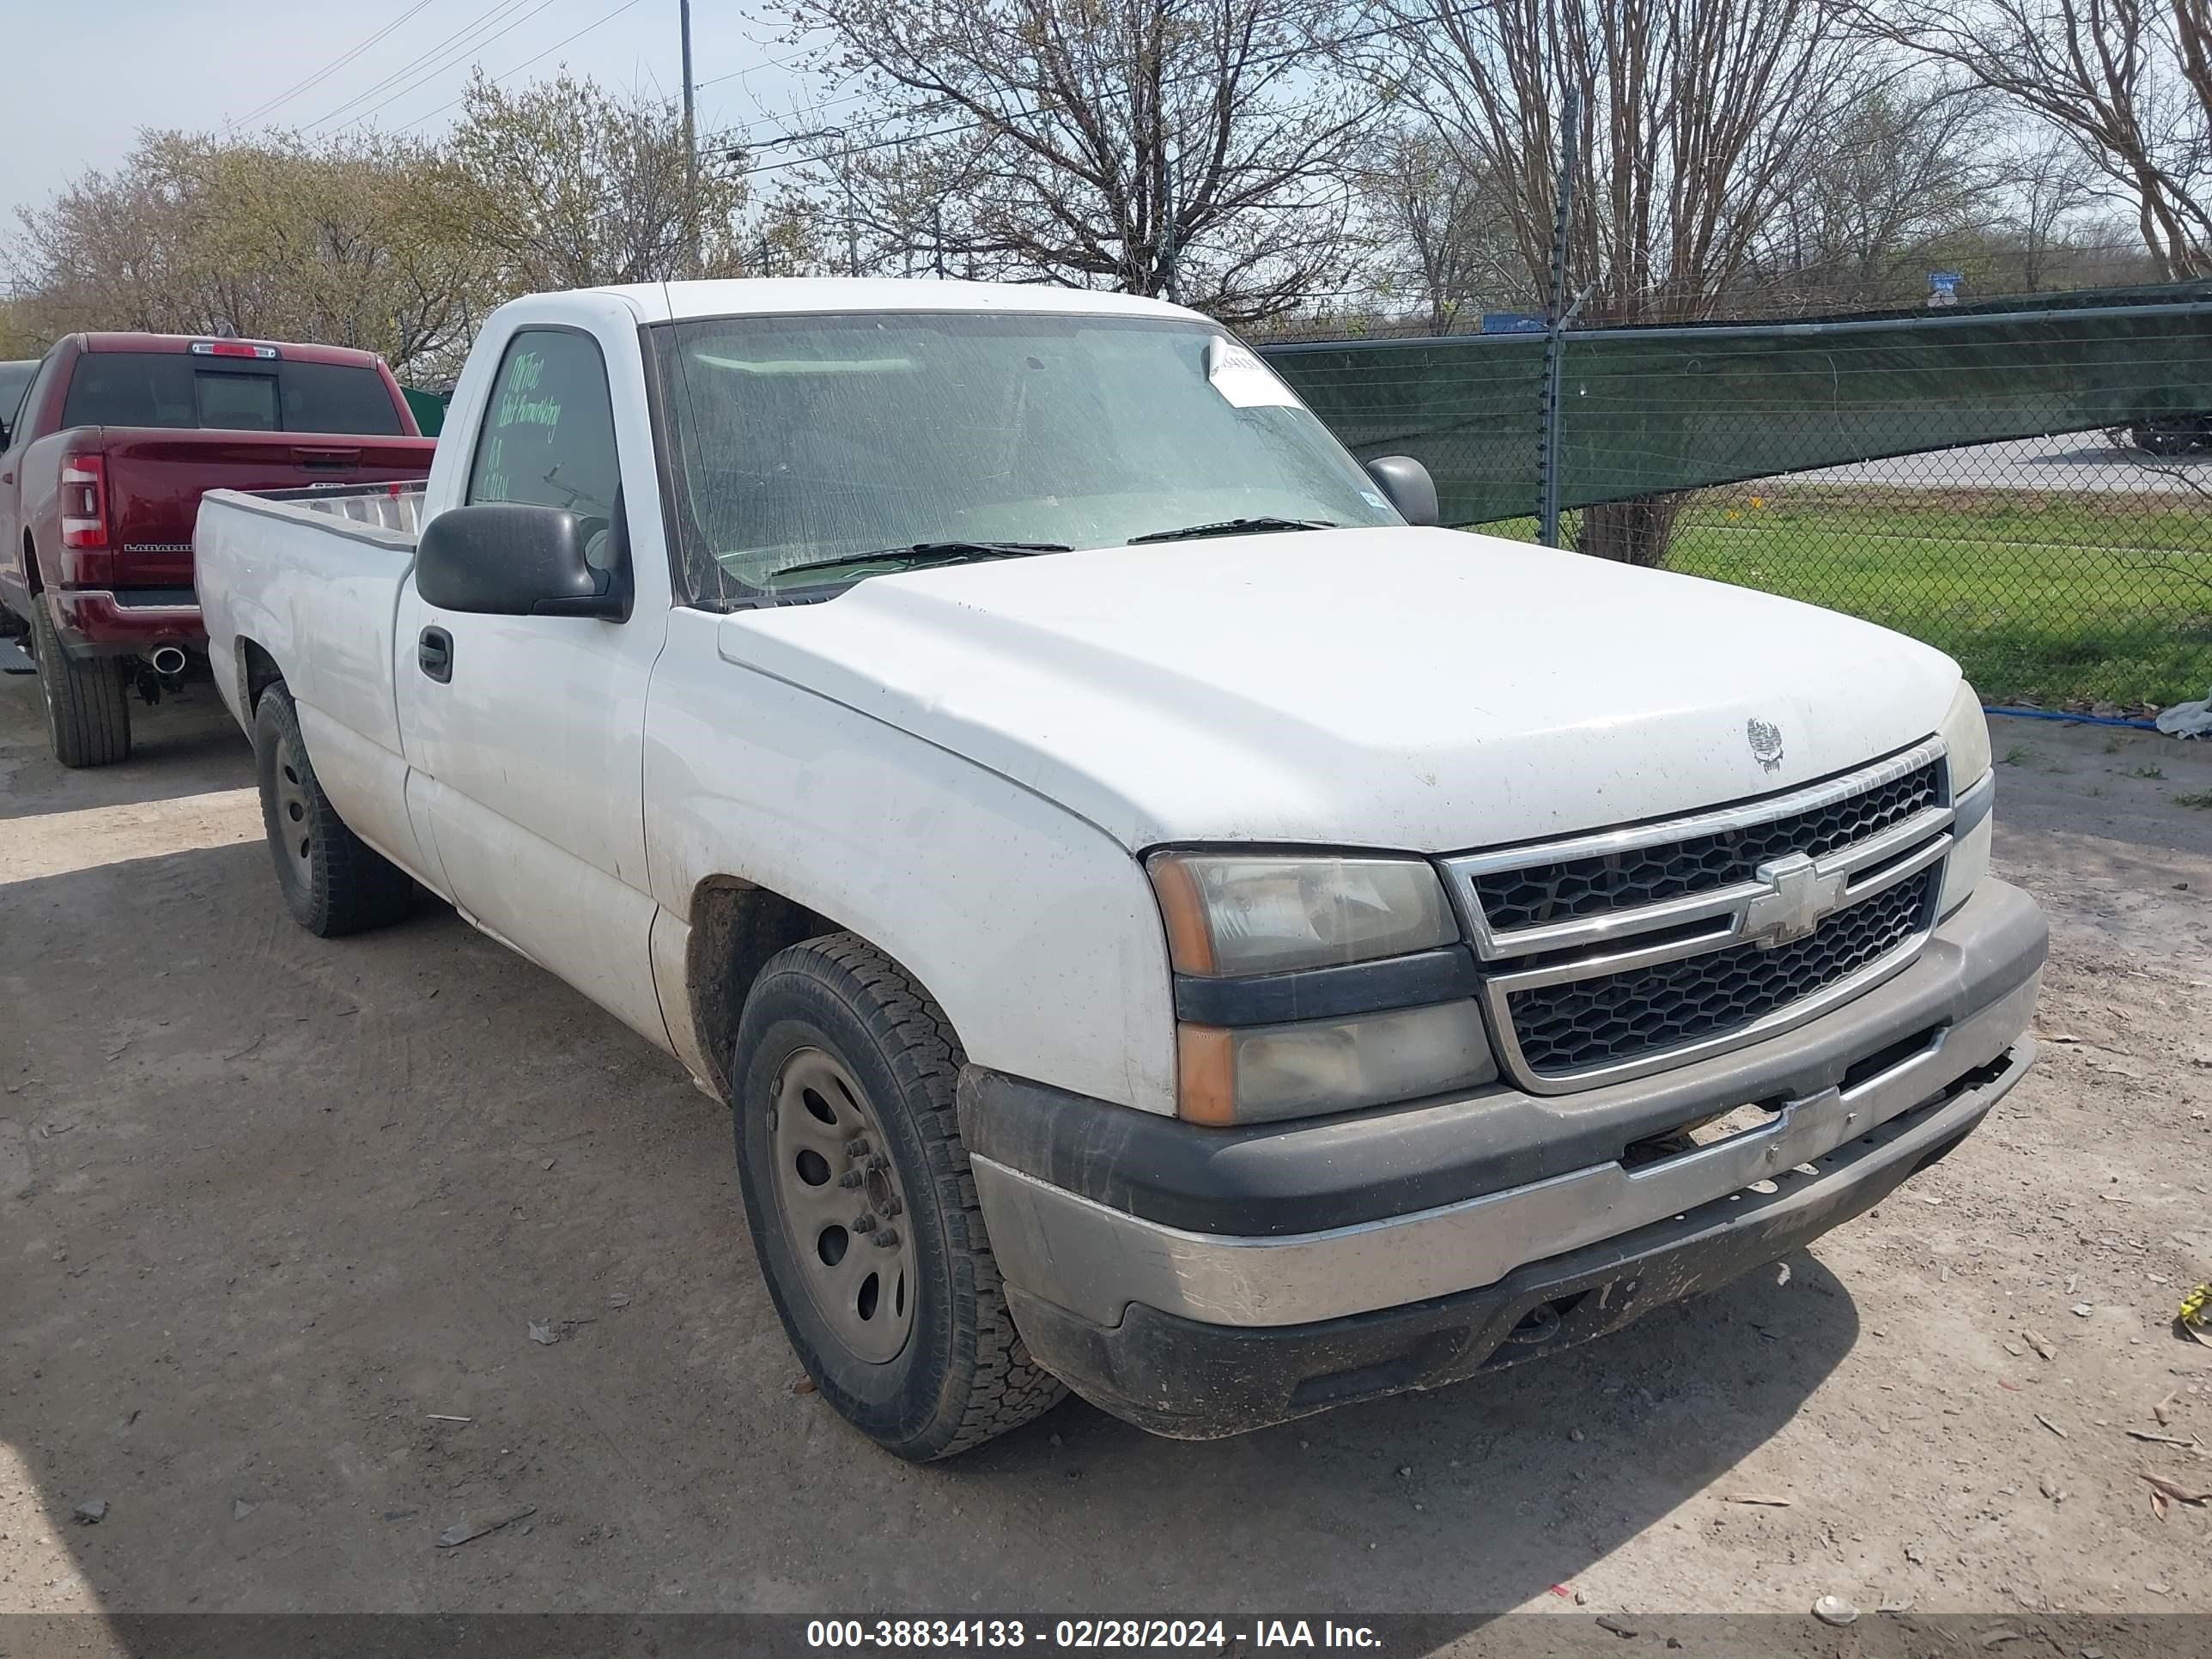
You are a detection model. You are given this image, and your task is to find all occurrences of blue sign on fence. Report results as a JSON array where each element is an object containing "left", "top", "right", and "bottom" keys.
[{"left": 1481, "top": 312, "right": 1547, "bottom": 334}]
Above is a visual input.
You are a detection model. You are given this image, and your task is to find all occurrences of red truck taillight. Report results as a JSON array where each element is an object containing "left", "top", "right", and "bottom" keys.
[{"left": 59, "top": 453, "right": 110, "bottom": 550}]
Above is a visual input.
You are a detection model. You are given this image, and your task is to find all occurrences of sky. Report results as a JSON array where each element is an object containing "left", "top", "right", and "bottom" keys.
[{"left": 0, "top": 0, "right": 821, "bottom": 235}]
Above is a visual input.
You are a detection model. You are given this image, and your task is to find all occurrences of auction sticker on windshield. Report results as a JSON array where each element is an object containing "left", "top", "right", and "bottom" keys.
[{"left": 1206, "top": 336, "right": 1299, "bottom": 409}]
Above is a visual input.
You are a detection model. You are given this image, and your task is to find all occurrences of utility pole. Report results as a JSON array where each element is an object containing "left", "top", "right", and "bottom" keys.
[
  {"left": 842, "top": 137, "right": 860, "bottom": 277},
  {"left": 1538, "top": 82, "right": 1580, "bottom": 550},
  {"left": 1159, "top": 141, "right": 1180, "bottom": 304},
  {"left": 680, "top": 0, "right": 699, "bottom": 278}
]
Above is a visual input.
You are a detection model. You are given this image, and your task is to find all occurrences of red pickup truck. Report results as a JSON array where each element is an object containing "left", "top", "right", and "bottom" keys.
[{"left": 0, "top": 332, "right": 436, "bottom": 766}]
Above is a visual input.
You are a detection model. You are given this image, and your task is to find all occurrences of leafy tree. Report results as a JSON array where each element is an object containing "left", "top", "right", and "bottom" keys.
[
  {"left": 7, "top": 130, "right": 485, "bottom": 380},
  {"left": 443, "top": 70, "right": 751, "bottom": 288}
]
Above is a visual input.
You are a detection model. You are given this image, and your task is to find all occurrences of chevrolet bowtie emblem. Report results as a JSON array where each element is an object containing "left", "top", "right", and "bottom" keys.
[{"left": 1743, "top": 853, "right": 1847, "bottom": 947}]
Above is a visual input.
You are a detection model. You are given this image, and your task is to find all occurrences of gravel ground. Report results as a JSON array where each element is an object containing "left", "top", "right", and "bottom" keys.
[{"left": 3, "top": 672, "right": 2212, "bottom": 1633}]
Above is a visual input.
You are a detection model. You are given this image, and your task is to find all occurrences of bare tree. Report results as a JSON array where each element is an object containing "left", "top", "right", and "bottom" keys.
[
  {"left": 1361, "top": 0, "right": 1880, "bottom": 561},
  {"left": 2003, "top": 133, "right": 2100, "bottom": 289},
  {"left": 1837, "top": 0, "right": 2212, "bottom": 278},
  {"left": 1358, "top": 123, "right": 1532, "bottom": 331},
  {"left": 1747, "top": 81, "right": 1997, "bottom": 309},
  {"left": 769, "top": 0, "right": 1375, "bottom": 325}
]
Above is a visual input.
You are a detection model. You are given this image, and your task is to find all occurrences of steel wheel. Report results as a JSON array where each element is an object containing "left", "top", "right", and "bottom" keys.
[
  {"left": 769, "top": 1045, "right": 915, "bottom": 1364},
  {"left": 733, "top": 933, "right": 1066, "bottom": 1456},
  {"left": 271, "top": 729, "right": 316, "bottom": 890}
]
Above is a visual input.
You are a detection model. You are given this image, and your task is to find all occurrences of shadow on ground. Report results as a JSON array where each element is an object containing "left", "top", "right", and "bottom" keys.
[
  {"left": 0, "top": 672, "right": 250, "bottom": 822},
  {"left": 1, "top": 826, "right": 1858, "bottom": 1623}
]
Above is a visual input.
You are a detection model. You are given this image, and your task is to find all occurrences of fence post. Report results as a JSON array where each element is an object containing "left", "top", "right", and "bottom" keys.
[{"left": 1540, "top": 84, "right": 1580, "bottom": 549}]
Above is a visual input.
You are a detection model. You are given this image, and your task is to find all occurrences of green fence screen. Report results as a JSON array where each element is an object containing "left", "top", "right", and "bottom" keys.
[
  {"left": 401, "top": 386, "right": 447, "bottom": 438},
  {"left": 1257, "top": 285, "right": 2212, "bottom": 710},
  {"left": 1260, "top": 288, "right": 2212, "bottom": 526}
]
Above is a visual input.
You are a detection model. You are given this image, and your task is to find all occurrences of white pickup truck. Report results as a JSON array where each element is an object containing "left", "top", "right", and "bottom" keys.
[{"left": 196, "top": 278, "right": 2046, "bottom": 1459}]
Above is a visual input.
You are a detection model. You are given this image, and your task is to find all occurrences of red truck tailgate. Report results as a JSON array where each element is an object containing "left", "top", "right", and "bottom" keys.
[{"left": 92, "top": 428, "right": 437, "bottom": 589}]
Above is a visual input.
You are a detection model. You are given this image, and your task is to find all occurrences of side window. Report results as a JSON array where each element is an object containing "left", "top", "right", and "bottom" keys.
[
  {"left": 8, "top": 351, "right": 64, "bottom": 451},
  {"left": 467, "top": 330, "right": 621, "bottom": 527}
]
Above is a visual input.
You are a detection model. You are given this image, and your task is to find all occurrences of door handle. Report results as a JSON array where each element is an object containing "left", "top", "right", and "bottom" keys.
[{"left": 418, "top": 626, "right": 453, "bottom": 684}]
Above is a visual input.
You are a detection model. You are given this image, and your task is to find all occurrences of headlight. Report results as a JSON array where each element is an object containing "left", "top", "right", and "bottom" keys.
[
  {"left": 1177, "top": 1003, "right": 1497, "bottom": 1126},
  {"left": 1146, "top": 852, "right": 1457, "bottom": 976},
  {"left": 1942, "top": 680, "right": 1990, "bottom": 787},
  {"left": 1146, "top": 851, "right": 1492, "bottom": 1124}
]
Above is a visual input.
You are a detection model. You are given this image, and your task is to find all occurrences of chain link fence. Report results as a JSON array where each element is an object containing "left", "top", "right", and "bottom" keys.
[
  {"left": 1261, "top": 289, "right": 2212, "bottom": 711},
  {"left": 1588, "top": 437, "right": 2212, "bottom": 713}
]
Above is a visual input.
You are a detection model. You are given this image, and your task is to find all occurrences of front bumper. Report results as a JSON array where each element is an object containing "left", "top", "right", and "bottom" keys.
[
  {"left": 47, "top": 587, "right": 204, "bottom": 658},
  {"left": 961, "top": 879, "right": 2045, "bottom": 1437}
]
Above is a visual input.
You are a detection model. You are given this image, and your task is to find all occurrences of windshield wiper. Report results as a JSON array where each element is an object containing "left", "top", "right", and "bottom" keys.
[
  {"left": 768, "top": 540, "right": 1073, "bottom": 585},
  {"left": 1126, "top": 516, "right": 1337, "bottom": 545}
]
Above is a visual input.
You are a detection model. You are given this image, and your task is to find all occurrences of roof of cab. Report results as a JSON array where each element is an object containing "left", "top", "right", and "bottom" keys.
[
  {"left": 74, "top": 331, "right": 389, "bottom": 368},
  {"left": 586, "top": 276, "right": 1203, "bottom": 326}
]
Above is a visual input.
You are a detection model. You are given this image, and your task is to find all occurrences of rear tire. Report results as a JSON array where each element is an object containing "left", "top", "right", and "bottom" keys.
[
  {"left": 733, "top": 933, "right": 1065, "bottom": 1459},
  {"left": 27, "top": 593, "right": 130, "bottom": 768},
  {"left": 253, "top": 684, "right": 414, "bottom": 936}
]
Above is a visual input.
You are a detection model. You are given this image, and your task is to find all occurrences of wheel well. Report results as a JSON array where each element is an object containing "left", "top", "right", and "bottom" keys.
[
  {"left": 685, "top": 878, "right": 838, "bottom": 1100},
  {"left": 237, "top": 637, "right": 284, "bottom": 713},
  {"left": 22, "top": 531, "right": 40, "bottom": 592}
]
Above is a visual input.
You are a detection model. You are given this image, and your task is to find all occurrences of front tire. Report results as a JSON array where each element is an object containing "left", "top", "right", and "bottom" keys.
[
  {"left": 733, "top": 933, "right": 1065, "bottom": 1459},
  {"left": 27, "top": 593, "right": 130, "bottom": 768},
  {"left": 252, "top": 684, "right": 414, "bottom": 936}
]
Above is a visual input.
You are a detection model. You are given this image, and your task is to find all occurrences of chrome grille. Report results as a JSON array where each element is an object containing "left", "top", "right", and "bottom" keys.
[
  {"left": 1504, "top": 868, "right": 1936, "bottom": 1076},
  {"left": 1472, "top": 761, "right": 1942, "bottom": 933},
  {"left": 1442, "top": 739, "right": 1955, "bottom": 1094}
]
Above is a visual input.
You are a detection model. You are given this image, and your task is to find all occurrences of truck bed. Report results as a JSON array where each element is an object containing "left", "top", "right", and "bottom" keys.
[{"left": 197, "top": 482, "right": 425, "bottom": 770}]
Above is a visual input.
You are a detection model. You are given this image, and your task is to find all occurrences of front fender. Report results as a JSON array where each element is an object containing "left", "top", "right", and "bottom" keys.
[{"left": 643, "top": 609, "right": 1177, "bottom": 1115}]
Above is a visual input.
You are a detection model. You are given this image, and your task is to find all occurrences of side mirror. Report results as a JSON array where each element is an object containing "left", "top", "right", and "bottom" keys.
[
  {"left": 416, "top": 501, "right": 630, "bottom": 621},
  {"left": 1364, "top": 455, "right": 1438, "bottom": 527}
]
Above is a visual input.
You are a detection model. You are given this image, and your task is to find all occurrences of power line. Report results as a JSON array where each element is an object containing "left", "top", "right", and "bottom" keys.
[
  {"left": 222, "top": 0, "right": 439, "bottom": 133},
  {"left": 720, "top": 4, "right": 1490, "bottom": 179},
  {"left": 331, "top": 0, "right": 577, "bottom": 133},
  {"left": 695, "top": 39, "right": 822, "bottom": 93},
  {"left": 301, "top": 0, "right": 538, "bottom": 131},
  {"left": 395, "top": 0, "right": 652, "bottom": 132},
  {"left": 695, "top": 0, "right": 1402, "bottom": 153}
]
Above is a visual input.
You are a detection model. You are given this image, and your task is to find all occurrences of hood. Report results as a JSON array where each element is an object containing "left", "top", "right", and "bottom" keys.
[{"left": 715, "top": 527, "right": 1960, "bottom": 853}]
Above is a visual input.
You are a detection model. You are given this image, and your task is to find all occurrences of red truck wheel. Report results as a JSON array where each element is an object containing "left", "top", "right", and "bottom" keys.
[{"left": 27, "top": 594, "right": 131, "bottom": 768}]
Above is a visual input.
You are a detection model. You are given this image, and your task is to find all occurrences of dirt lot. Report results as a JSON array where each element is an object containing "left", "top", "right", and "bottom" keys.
[{"left": 4, "top": 671, "right": 2212, "bottom": 1627}]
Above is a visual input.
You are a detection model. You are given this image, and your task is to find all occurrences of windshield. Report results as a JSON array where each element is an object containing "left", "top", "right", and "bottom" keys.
[{"left": 652, "top": 310, "right": 1396, "bottom": 602}]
